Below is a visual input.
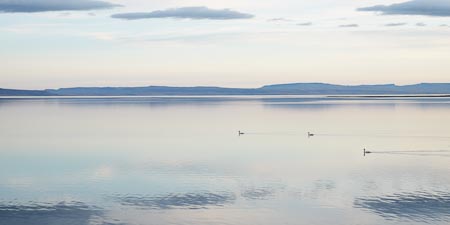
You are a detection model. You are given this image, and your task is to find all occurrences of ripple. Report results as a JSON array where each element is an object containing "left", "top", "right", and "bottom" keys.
[
  {"left": 354, "top": 191, "right": 450, "bottom": 222},
  {"left": 0, "top": 201, "right": 118, "bottom": 225},
  {"left": 241, "top": 187, "right": 275, "bottom": 200},
  {"left": 113, "top": 191, "right": 235, "bottom": 210}
]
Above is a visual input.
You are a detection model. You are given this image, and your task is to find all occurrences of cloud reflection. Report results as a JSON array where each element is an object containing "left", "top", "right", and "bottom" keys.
[
  {"left": 355, "top": 191, "right": 450, "bottom": 222},
  {"left": 114, "top": 192, "right": 235, "bottom": 210},
  {"left": 0, "top": 201, "right": 114, "bottom": 225},
  {"left": 241, "top": 187, "right": 276, "bottom": 200}
]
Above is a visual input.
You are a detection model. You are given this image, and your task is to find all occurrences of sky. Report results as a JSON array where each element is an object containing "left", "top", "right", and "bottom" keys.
[{"left": 1, "top": 0, "right": 450, "bottom": 89}]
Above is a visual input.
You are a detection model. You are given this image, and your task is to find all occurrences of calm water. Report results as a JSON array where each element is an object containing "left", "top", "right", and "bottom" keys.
[{"left": 1, "top": 96, "right": 449, "bottom": 225}]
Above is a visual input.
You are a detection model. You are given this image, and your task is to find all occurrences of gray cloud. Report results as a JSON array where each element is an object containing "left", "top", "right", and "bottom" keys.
[
  {"left": 267, "top": 17, "right": 292, "bottom": 22},
  {"left": 112, "top": 6, "right": 254, "bottom": 20},
  {"left": 385, "top": 22, "right": 408, "bottom": 27},
  {"left": 58, "top": 12, "right": 71, "bottom": 17},
  {"left": 358, "top": 0, "right": 450, "bottom": 17},
  {"left": 297, "top": 22, "right": 312, "bottom": 26},
  {"left": 339, "top": 24, "right": 359, "bottom": 28},
  {"left": 416, "top": 22, "right": 426, "bottom": 26},
  {"left": 0, "top": 0, "right": 121, "bottom": 13}
]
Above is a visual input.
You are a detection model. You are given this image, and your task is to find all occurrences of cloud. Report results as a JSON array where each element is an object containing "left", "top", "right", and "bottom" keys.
[
  {"left": 0, "top": 0, "right": 121, "bottom": 13},
  {"left": 358, "top": 0, "right": 450, "bottom": 17},
  {"left": 58, "top": 12, "right": 71, "bottom": 17},
  {"left": 339, "top": 24, "right": 359, "bottom": 28},
  {"left": 385, "top": 22, "right": 408, "bottom": 27},
  {"left": 297, "top": 22, "right": 312, "bottom": 26},
  {"left": 111, "top": 6, "right": 254, "bottom": 20},
  {"left": 267, "top": 17, "right": 292, "bottom": 22},
  {"left": 416, "top": 22, "right": 426, "bottom": 26}
]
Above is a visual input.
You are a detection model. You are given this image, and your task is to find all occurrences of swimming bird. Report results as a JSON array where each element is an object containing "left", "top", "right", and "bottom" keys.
[
  {"left": 363, "top": 148, "right": 372, "bottom": 156},
  {"left": 307, "top": 132, "right": 315, "bottom": 137},
  {"left": 238, "top": 130, "right": 245, "bottom": 136}
]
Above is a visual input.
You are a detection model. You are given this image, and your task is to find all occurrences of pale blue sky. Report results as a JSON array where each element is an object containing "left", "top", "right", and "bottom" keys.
[{"left": 1, "top": 0, "right": 450, "bottom": 89}]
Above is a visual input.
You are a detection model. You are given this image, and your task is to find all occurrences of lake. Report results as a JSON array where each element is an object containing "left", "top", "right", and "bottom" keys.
[{"left": 0, "top": 96, "right": 449, "bottom": 225}]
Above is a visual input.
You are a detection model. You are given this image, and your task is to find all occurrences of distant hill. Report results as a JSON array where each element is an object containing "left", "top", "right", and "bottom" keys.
[
  {"left": 1, "top": 83, "right": 450, "bottom": 96},
  {"left": 0, "top": 88, "right": 53, "bottom": 96},
  {"left": 260, "top": 83, "right": 450, "bottom": 95},
  {"left": 45, "top": 86, "right": 257, "bottom": 96}
]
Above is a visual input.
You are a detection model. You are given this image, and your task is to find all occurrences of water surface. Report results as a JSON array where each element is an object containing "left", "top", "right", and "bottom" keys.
[{"left": 1, "top": 96, "right": 449, "bottom": 225}]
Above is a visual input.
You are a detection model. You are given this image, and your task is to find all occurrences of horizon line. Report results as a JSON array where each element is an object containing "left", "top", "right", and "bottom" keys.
[{"left": 2, "top": 82, "right": 450, "bottom": 91}]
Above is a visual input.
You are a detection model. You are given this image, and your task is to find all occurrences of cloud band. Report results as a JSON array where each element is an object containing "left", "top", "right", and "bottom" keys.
[
  {"left": 358, "top": 0, "right": 450, "bottom": 17},
  {"left": 112, "top": 6, "right": 254, "bottom": 20},
  {"left": 0, "top": 0, "right": 121, "bottom": 13}
]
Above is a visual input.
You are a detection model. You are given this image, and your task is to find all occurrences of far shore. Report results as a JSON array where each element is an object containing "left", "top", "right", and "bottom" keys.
[
  {"left": 329, "top": 95, "right": 450, "bottom": 98},
  {"left": 1, "top": 94, "right": 450, "bottom": 99}
]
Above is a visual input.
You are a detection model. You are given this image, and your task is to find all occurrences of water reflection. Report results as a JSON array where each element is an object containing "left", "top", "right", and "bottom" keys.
[
  {"left": 0, "top": 201, "right": 112, "bottom": 225},
  {"left": 241, "top": 187, "right": 276, "bottom": 200},
  {"left": 2, "top": 96, "right": 450, "bottom": 109},
  {"left": 355, "top": 191, "right": 450, "bottom": 222},
  {"left": 113, "top": 192, "right": 235, "bottom": 209},
  {"left": 291, "top": 180, "right": 337, "bottom": 201},
  {"left": 1, "top": 96, "right": 450, "bottom": 225}
]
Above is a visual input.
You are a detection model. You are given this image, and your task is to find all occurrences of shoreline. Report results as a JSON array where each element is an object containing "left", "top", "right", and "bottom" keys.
[{"left": 1, "top": 94, "right": 450, "bottom": 99}]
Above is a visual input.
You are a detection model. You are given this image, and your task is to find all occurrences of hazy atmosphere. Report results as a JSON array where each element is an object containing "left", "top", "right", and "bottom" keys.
[{"left": 1, "top": 0, "right": 450, "bottom": 89}]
